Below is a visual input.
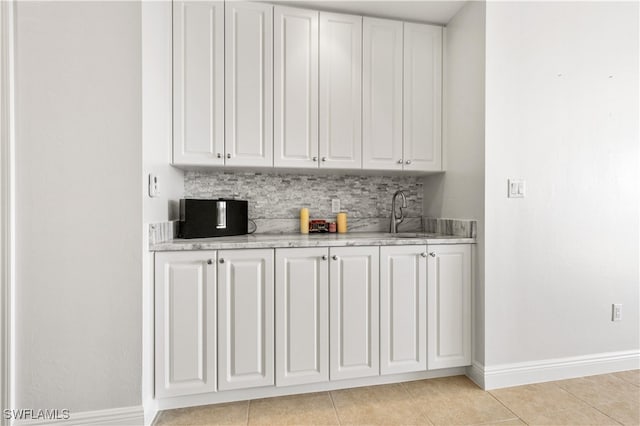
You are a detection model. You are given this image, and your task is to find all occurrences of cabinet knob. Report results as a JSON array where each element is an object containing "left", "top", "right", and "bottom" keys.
[
  {"left": 421, "top": 252, "right": 428, "bottom": 258},
  {"left": 332, "top": 255, "right": 339, "bottom": 261},
  {"left": 321, "top": 157, "right": 327, "bottom": 162},
  {"left": 321, "top": 255, "right": 327, "bottom": 261},
  {"left": 219, "top": 258, "right": 225, "bottom": 264},
  {"left": 207, "top": 259, "right": 213, "bottom": 264},
  {"left": 429, "top": 252, "right": 436, "bottom": 257},
  {"left": 397, "top": 159, "right": 403, "bottom": 164},
  {"left": 216, "top": 153, "right": 222, "bottom": 159},
  {"left": 226, "top": 153, "right": 231, "bottom": 159},
  {"left": 405, "top": 160, "right": 412, "bottom": 165},
  {"left": 312, "top": 156, "right": 318, "bottom": 162}
]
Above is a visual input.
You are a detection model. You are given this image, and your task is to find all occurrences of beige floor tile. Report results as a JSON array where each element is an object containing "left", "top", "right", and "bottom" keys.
[
  {"left": 155, "top": 401, "right": 249, "bottom": 426},
  {"left": 473, "top": 419, "right": 526, "bottom": 426},
  {"left": 523, "top": 404, "right": 620, "bottom": 425},
  {"left": 331, "top": 383, "right": 432, "bottom": 425},
  {"left": 248, "top": 392, "right": 338, "bottom": 425},
  {"left": 404, "top": 377, "right": 516, "bottom": 425},
  {"left": 612, "top": 370, "right": 640, "bottom": 387},
  {"left": 594, "top": 399, "right": 640, "bottom": 426},
  {"left": 556, "top": 374, "right": 640, "bottom": 407},
  {"left": 490, "top": 382, "right": 586, "bottom": 420}
]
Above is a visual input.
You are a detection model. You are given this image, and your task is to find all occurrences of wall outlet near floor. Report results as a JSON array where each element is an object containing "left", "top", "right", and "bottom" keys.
[
  {"left": 508, "top": 179, "right": 526, "bottom": 198},
  {"left": 149, "top": 173, "right": 160, "bottom": 198},
  {"left": 332, "top": 199, "right": 341, "bottom": 213},
  {"left": 612, "top": 304, "right": 622, "bottom": 321}
]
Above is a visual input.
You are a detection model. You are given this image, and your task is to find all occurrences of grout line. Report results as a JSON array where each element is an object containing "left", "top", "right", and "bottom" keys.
[
  {"left": 398, "top": 380, "right": 436, "bottom": 425},
  {"left": 486, "top": 390, "right": 522, "bottom": 423},
  {"left": 553, "top": 380, "right": 624, "bottom": 426},
  {"left": 245, "top": 399, "right": 251, "bottom": 426},
  {"left": 328, "top": 390, "right": 341, "bottom": 425}
]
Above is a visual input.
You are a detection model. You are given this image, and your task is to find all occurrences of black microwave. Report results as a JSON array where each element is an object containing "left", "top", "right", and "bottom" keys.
[{"left": 178, "top": 198, "right": 248, "bottom": 238}]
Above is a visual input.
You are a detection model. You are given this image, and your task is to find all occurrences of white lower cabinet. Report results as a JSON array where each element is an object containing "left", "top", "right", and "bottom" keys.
[
  {"left": 427, "top": 244, "right": 471, "bottom": 369},
  {"left": 329, "top": 246, "right": 380, "bottom": 380},
  {"left": 380, "top": 246, "right": 427, "bottom": 375},
  {"left": 217, "top": 249, "right": 274, "bottom": 390},
  {"left": 155, "top": 251, "right": 217, "bottom": 398},
  {"left": 275, "top": 248, "right": 329, "bottom": 386}
]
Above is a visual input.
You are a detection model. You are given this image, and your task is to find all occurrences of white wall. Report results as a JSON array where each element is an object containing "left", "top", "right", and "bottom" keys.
[
  {"left": 485, "top": 1, "right": 639, "bottom": 368},
  {"left": 423, "top": 1, "right": 486, "bottom": 364},
  {"left": 15, "top": 1, "right": 142, "bottom": 412}
]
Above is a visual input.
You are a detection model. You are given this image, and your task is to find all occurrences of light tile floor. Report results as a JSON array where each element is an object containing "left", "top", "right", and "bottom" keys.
[{"left": 154, "top": 370, "right": 640, "bottom": 425}]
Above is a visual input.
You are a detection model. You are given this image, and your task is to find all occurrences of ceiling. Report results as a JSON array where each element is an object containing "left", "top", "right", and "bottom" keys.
[{"left": 268, "top": 1, "right": 468, "bottom": 25}]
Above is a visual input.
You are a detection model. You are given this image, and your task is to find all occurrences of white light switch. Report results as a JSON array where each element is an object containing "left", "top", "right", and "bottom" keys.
[
  {"left": 149, "top": 173, "right": 160, "bottom": 198},
  {"left": 612, "top": 304, "right": 622, "bottom": 321},
  {"left": 508, "top": 179, "right": 525, "bottom": 198},
  {"left": 332, "top": 199, "right": 341, "bottom": 213}
]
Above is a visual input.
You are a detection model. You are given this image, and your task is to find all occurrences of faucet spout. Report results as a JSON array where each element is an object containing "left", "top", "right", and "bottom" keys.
[{"left": 390, "top": 190, "right": 407, "bottom": 233}]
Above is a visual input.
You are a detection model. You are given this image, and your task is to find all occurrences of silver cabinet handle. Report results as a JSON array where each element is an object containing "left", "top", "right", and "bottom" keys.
[
  {"left": 226, "top": 153, "right": 231, "bottom": 159},
  {"left": 321, "top": 157, "right": 327, "bottom": 162},
  {"left": 429, "top": 252, "right": 436, "bottom": 257},
  {"left": 207, "top": 259, "right": 213, "bottom": 264},
  {"left": 321, "top": 255, "right": 327, "bottom": 261},
  {"left": 406, "top": 160, "right": 412, "bottom": 165},
  {"left": 397, "top": 159, "right": 403, "bottom": 164},
  {"left": 216, "top": 153, "right": 222, "bottom": 159},
  {"left": 332, "top": 255, "right": 339, "bottom": 260},
  {"left": 219, "top": 258, "right": 225, "bottom": 264},
  {"left": 421, "top": 252, "right": 428, "bottom": 258},
  {"left": 312, "top": 157, "right": 318, "bottom": 162}
]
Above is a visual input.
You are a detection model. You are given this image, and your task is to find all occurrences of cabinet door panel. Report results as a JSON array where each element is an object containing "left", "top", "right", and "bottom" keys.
[
  {"left": 173, "top": 1, "right": 224, "bottom": 165},
  {"left": 218, "top": 249, "right": 274, "bottom": 390},
  {"left": 362, "top": 18, "right": 403, "bottom": 171},
  {"left": 155, "top": 251, "right": 216, "bottom": 398},
  {"left": 329, "top": 246, "right": 379, "bottom": 380},
  {"left": 403, "top": 23, "right": 442, "bottom": 171},
  {"left": 275, "top": 248, "right": 328, "bottom": 386},
  {"left": 225, "top": 2, "right": 273, "bottom": 167},
  {"left": 319, "top": 12, "right": 362, "bottom": 169},
  {"left": 274, "top": 7, "right": 319, "bottom": 168},
  {"left": 380, "top": 246, "right": 427, "bottom": 375},
  {"left": 427, "top": 244, "right": 471, "bottom": 369}
]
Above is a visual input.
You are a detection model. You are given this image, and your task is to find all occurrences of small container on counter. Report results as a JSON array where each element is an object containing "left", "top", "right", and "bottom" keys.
[
  {"left": 337, "top": 213, "right": 347, "bottom": 233},
  {"left": 300, "top": 208, "right": 309, "bottom": 234},
  {"left": 329, "top": 222, "right": 337, "bottom": 233}
]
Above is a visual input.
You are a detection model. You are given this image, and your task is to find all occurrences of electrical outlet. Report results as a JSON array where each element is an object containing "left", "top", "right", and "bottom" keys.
[
  {"left": 148, "top": 173, "right": 160, "bottom": 198},
  {"left": 331, "top": 199, "right": 341, "bottom": 213},
  {"left": 508, "top": 179, "right": 525, "bottom": 198},
  {"left": 612, "top": 304, "right": 622, "bottom": 321}
]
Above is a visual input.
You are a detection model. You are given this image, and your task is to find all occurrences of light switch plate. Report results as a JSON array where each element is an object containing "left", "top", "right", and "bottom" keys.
[
  {"left": 508, "top": 179, "right": 525, "bottom": 198},
  {"left": 149, "top": 173, "right": 160, "bottom": 198},
  {"left": 332, "top": 199, "right": 341, "bottom": 213}
]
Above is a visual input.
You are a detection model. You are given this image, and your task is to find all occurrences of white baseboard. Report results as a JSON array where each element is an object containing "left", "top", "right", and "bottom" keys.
[
  {"left": 473, "top": 350, "right": 640, "bottom": 390},
  {"left": 13, "top": 406, "right": 143, "bottom": 426}
]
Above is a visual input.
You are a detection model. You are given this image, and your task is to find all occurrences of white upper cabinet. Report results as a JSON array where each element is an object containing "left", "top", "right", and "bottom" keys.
[
  {"left": 319, "top": 12, "right": 362, "bottom": 169},
  {"left": 403, "top": 23, "right": 442, "bottom": 171},
  {"left": 225, "top": 2, "right": 274, "bottom": 167},
  {"left": 172, "top": 1, "right": 224, "bottom": 166},
  {"left": 275, "top": 248, "right": 329, "bottom": 386},
  {"left": 155, "top": 251, "right": 216, "bottom": 398},
  {"left": 274, "top": 7, "right": 319, "bottom": 168},
  {"left": 427, "top": 244, "right": 471, "bottom": 370},
  {"left": 362, "top": 18, "right": 403, "bottom": 171},
  {"left": 217, "top": 249, "right": 274, "bottom": 390},
  {"left": 380, "top": 246, "right": 427, "bottom": 375}
]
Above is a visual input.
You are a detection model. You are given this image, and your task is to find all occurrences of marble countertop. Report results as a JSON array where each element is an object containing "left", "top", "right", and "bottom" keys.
[{"left": 150, "top": 232, "right": 475, "bottom": 251}]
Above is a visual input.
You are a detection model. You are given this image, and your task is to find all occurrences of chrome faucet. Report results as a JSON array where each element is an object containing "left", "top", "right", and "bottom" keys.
[{"left": 390, "top": 190, "right": 407, "bottom": 233}]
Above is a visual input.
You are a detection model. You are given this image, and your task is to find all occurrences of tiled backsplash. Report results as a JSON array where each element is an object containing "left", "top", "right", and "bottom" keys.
[{"left": 184, "top": 170, "right": 424, "bottom": 232}]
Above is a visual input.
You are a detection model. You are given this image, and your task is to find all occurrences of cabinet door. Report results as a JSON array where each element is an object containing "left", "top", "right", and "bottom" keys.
[
  {"left": 319, "top": 12, "right": 362, "bottom": 169},
  {"left": 427, "top": 244, "right": 471, "bottom": 369},
  {"left": 155, "top": 251, "right": 216, "bottom": 398},
  {"left": 225, "top": 2, "right": 273, "bottom": 167},
  {"left": 403, "top": 23, "right": 442, "bottom": 171},
  {"left": 218, "top": 249, "right": 274, "bottom": 390},
  {"left": 173, "top": 1, "right": 224, "bottom": 165},
  {"left": 380, "top": 246, "right": 427, "bottom": 375},
  {"left": 274, "top": 7, "right": 319, "bottom": 169},
  {"left": 329, "top": 246, "right": 379, "bottom": 380},
  {"left": 362, "top": 18, "right": 403, "bottom": 171},
  {"left": 275, "top": 248, "right": 328, "bottom": 386}
]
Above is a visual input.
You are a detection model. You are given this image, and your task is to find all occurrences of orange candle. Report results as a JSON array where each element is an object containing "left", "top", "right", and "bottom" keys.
[
  {"left": 300, "top": 208, "right": 309, "bottom": 234},
  {"left": 336, "top": 213, "right": 347, "bottom": 234}
]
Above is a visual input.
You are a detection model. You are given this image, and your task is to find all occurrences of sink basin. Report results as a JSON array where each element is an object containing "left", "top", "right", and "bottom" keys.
[{"left": 386, "top": 233, "right": 431, "bottom": 239}]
